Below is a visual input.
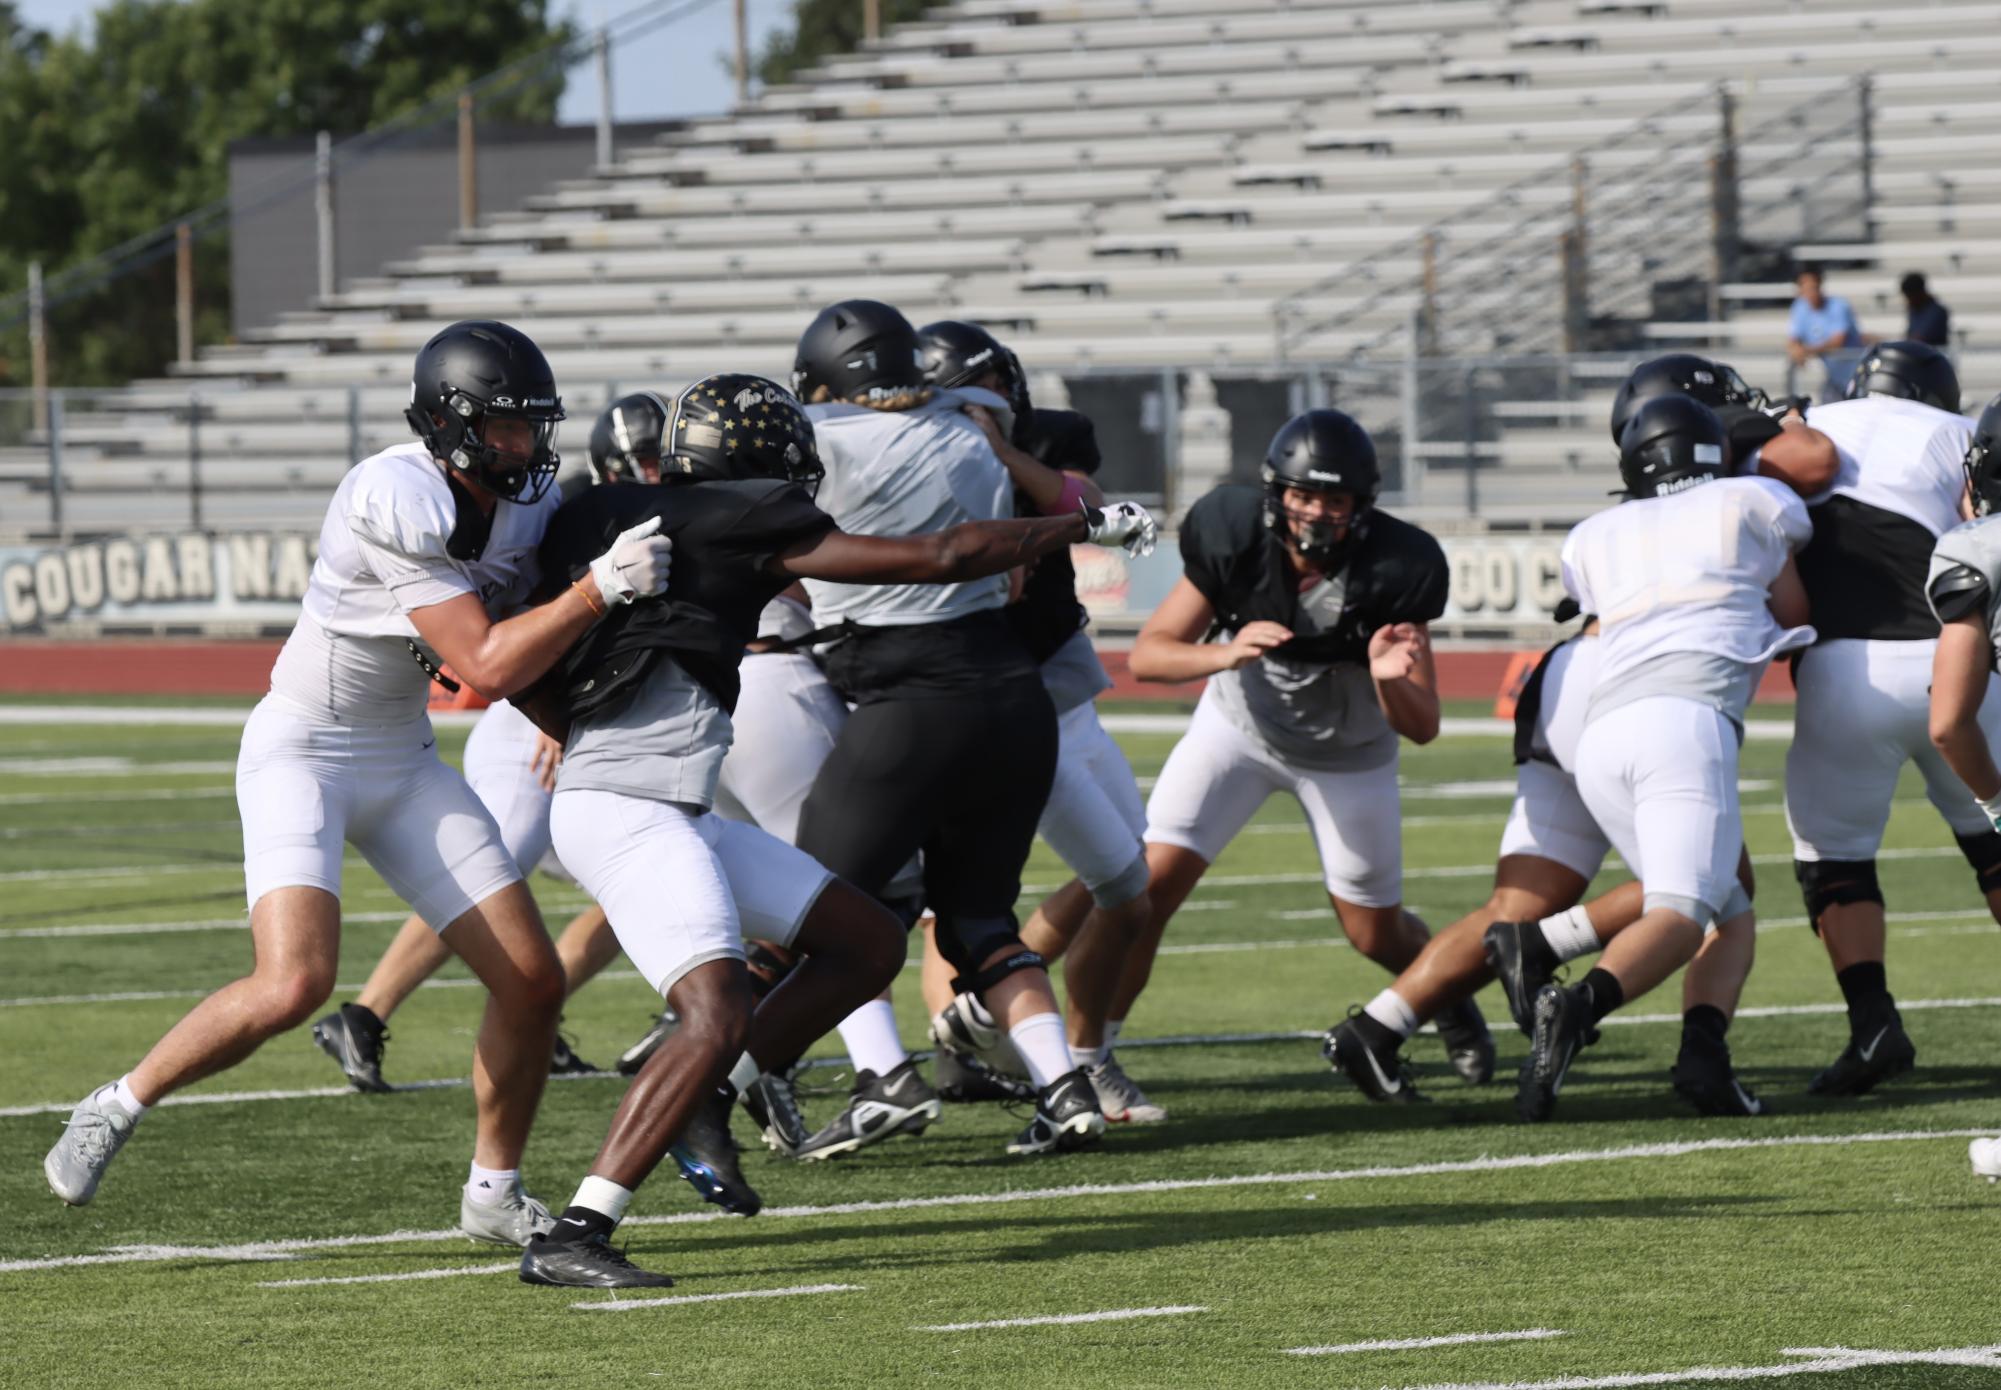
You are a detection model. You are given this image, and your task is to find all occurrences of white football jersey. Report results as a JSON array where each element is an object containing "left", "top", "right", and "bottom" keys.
[
  {"left": 1561, "top": 475, "right": 1814, "bottom": 700},
  {"left": 268, "top": 443, "right": 560, "bottom": 724},
  {"left": 1804, "top": 395, "right": 1973, "bottom": 535}
]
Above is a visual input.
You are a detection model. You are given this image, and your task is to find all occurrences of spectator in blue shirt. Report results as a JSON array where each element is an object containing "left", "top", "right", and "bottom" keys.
[
  {"left": 1901, "top": 272, "right": 1951, "bottom": 347},
  {"left": 1787, "top": 265, "right": 1865, "bottom": 400}
]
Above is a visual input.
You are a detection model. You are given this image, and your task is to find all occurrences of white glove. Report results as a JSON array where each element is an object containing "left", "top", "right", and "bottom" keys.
[
  {"left": 590, "top": 516, "right": 673, "bottom": 607},
  {"left": 1978, "top": 790, "right": 2001, "bottom": 834},
  {"left": 1082, "top": 499, "right": 1158, "bottom": 558}
]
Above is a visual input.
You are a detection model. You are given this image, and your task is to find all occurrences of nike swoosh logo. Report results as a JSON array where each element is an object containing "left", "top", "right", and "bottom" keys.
[
  {"left": 1361, "top": 1046, "right": 1402, "bottom": 1096},
  {"left": 421, "top": 739, "right": 436, "bottom": 751},
  {"left": 1858, "top": 1026, "right": 1889, "bottom": 1063},
  {"left": 1732, "top": 1080, "right": 1763, "bottom": 1115},
  {"left": 558, "top": 1217, "right": 587, "bottom": 1228}
]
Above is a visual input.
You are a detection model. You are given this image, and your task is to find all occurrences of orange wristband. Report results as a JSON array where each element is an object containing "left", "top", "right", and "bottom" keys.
[{"left": 572, "top": 576, "right": 607, "bottom": 617}]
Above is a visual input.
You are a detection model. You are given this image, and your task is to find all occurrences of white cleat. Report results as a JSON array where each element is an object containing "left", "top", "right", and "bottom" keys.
[
  {"left": 458, "top": 1179, "right": 556, "bottom": 1248},
  {"left": 929, "top": 993, "right": 1000, "bottom": 1053},
  {"left": 1086, "top": 1055, "right": 1167, "bottom": 1124},
  {"left": 44, "top": 1085, "right": 138, "bottom": 1206},
  {"left": 1970, "top": 1137, "right": 2001, "bottom": 1183}
]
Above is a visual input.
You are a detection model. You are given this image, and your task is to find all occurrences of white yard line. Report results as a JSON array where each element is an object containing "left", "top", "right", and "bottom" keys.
[
  {"left": 571, "top": 1282, "right": 861, "bottom": 1313},
  {"left": 1394, "top": 1343, "right": 2001, "bottom": 1390},
  {"left": 0, "top": 758, "right": 236, "bottom": 776},
  {"left": 915, "top": 1305, "right": 1206, "bottom": 1332},
  {"left": 0, "top": 787, "right": 236, "bottom": 807},
  {"left": 0, "top": 1127, "right": 1987, "bottom": 1277},
  {"left": 1285, "top": 1329, "right": 1569, "bottom": 1356},
  {"left": 261, "top": 1261, "right": 519, "bottom": 1288}
]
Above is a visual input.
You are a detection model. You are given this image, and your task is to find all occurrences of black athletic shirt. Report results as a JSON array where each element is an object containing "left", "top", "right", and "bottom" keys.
[
  {"left": 1795, "top": 497, "right": 1942, "bottom": 642},
  {"left": 535, "top": 478, "right": 835, "bottom": 718},
  {"left": 1007, "top": 407, "right": 1102, "bottom": 663},
  {"left": 1179, "top": 483, "right": 1450, "bottom": 666}
]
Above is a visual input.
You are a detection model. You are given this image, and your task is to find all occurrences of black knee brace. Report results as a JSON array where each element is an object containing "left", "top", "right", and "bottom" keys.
[
  {"left": 1955, "top": 831, "right": 2001, "bottom": 895},
  {"left": 952, "top": 946, "right": 1047, "bottom": 1000},
  {"left": 932, "top": 911, "right": 1022, "bottom": 977},
  {"left": 1794, "top": 857, "right": 1882, "bottom": 933}
]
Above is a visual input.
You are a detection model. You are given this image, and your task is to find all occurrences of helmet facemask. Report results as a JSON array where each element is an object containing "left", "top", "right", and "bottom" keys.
[
  {"left": 1262, "top": 471, "right": 1366, "bottom": 569},
  {"left": 412, "top": 386, "right": 563, "bottom": 503}
]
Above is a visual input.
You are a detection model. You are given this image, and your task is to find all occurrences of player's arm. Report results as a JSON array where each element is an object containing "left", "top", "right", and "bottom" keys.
[
  {"left": 770, "top": 504, "right": 1152, "bottom": 585},
  {"left": 1756, "top": 417, "right": 1838, "bottom": 497},
  {"left": 1368, "top": 621, "right": 1440, "bottom": 744},
  {"left": 1766, "top": 556, "right": 1811, "bottom": 629},
  {"left": 1129, "top": 576, "right": 1291, "bottom": 682},
  {"left": 965, "top": 405, "right": 1105, "bottom": 513},
  {"left": 1930, "top": 612, "right": 2001, "bottom": 804}
]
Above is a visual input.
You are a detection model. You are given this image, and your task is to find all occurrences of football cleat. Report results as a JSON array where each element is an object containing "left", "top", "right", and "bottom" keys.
[
  {"left": 311, "top": 1003, "right": 392, "bottom": 1093},
  {"left": 43, "top": 1086, "right": 138, "bottom": 1207},
  {"left": 1483, "top": 920, "right": 1556, "bottom": 1038},
  {"left": 1516, "top": 983, "right": 1591, "bottom": 1123},
  {"left": 1323, "top": 1014, "right": 1426, "bottom": 1104},
  {"left": 1006, "top": 1069, "right": 1106, "bottom": 1155},
  {"left": 738, "top": 1070, "right": 812, "bottom": 1157},
  {"left": 935, "top": 1045, "right": 1037, "bottom": 1104},
  {"left": 1085, "top": 1055, "right": 1168, "bottom": 1124},
  {"left": 1970, "top": 1137, "right": 2001, "bottom": 1183},
  {"left": 1671, "top": 1035, "right": 1768, "bottom": 1117},
  {"left": 669, "top": 1089, "right": 762, "bottom": 1216},
  {"left": 1435, "top": 998, "right": 1496, "bottom": 1086},
  {"left": 929, "top": 993, "right": 1000, "bottom": 1053},
  {"left": 521, "top": 1227, "right": 673, "bottom": 1289},
  {"left": 458, "top": 1178, "right": 556, "bottom": 1248},
  {"left": 793, "top": 1059, "right": 942, "bottom": 1162},
  {"left": 616, "top": 1009, "right": 680, "bottom": 1076},
  {"left": 550, "top": 1029, "right": 598, "bottom": 1077},
  {"left": 1808, "top": 1014, "right": 1916, "bottom": 1097}
]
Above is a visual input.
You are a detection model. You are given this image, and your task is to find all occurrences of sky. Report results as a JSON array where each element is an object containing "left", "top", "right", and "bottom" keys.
[{"left": 13, "top": 0, "right": 797, "bottom": 125}]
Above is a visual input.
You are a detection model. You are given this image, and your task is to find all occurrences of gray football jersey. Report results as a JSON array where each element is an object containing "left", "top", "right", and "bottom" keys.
[{"left": 1928, "top": 516, "right": 2001, "bottom": 664}]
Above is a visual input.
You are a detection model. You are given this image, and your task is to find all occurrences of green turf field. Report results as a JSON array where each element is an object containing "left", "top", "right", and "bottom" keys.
[{"left": 3, "top": 702, "right": 1998, "bottom": 1389}]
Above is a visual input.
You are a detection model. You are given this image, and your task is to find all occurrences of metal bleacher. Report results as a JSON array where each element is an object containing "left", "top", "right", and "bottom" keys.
[{"left": 7, "top": 0, "right": 2001, "bottom": 538}]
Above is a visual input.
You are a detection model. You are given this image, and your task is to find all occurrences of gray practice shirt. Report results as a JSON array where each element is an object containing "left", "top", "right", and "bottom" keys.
[
  {"left": 1585, "top": 649, "right": 1763, "bottom": 732},
  {"left": 557, "top": 657, "right": 732, "bottom": 809},
  {"left": 1206, "top": 572, "right": 1397, "bottom": 772}
]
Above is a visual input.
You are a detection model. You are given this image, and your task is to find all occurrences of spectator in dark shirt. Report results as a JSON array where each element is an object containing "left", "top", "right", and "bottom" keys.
[{"left": 1901, "top": 272, "right": 1952, "bottom": 347}]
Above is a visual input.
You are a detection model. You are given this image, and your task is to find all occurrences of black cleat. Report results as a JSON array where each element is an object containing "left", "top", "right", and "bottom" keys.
[
  {"left": 1006, "top": 1068, "right": 1107, "bottom": 1155},
  {"left": 616, "top": 1010, "right": 680, "bottom": 1076},
  {"left": 793, "top": 1059, "right": 942, "bottom": 1162},
  {"left": 1517, "top": 983, "right": 1591, "bottom": 1123},
  {"left": 1671, "top": 1036, "right": 1768, "bottom": 1117},
  {"left": 738, "top": 1070, "right": 811, "bottom": 1157},
  {"left": 550, "top": 1029, "right": 598, "bottom": 1077},
  {"left": 1808, "top": 1014, "right": 1916, "bottom": 1097},
  {"left": 1484, "top": 920, "right": 1556, "bottom": 1038},
  {"left": 520, "top": 1227, "right": 674, "bottom": 1289},
  {"left": 669, "top": 1090, "right": 762, "bottom": 1216},
  {"left": 935, "top": 1045, "right": 1037, "bottom": 1104},
  {"left": 1323, "top": 1013, "right": 1426, "bottom": 1104},
  {"left": 311, "top": 1003, "right": 391, "bottom": 1093},
  {"left": 1436, "top": 998, "right": 1496, "bottom": 1086}
]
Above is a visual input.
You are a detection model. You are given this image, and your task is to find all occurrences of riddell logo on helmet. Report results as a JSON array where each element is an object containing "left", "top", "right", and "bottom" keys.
[
  {"left": 1654, "top": 474, "right": 1715, "bottom": 495},
  {"left": 1305, "top": 469, "right": 1344, "bottom": 484}
]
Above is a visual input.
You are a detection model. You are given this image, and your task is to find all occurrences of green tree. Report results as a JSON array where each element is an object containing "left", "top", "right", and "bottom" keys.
[
  {"left": 753, "top": 0, "right": 930, "bottom": 89},
  {"left": 0, "top": 0, "right": 574, "bottom": 387}
]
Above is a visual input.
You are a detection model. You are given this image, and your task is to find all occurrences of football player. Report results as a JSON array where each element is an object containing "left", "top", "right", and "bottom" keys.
[
  {"left": 1783, "top": 342, "right": 1981, "bottom": 1096},
  {"left": 1078, "top": 408, "right": 1486, "bottom": 1096},
  {"left": 44, "top": 322, "right": 673, "bottom": 1243},
  {"left": 1518, "top": 394, "right": 1814, "bottom": 1121},
  {"left": 517, "top": 373, "right": 1153, "bottom": 1287},
  {"left": 1920, "top": 393, "right": 2001, "bottom": 1181}
]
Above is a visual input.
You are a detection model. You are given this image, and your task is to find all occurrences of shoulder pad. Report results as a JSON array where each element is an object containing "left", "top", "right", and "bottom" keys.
[
  {"left": 1930, "top": 518, "right": 2001, "bottom": 624},
  {"left": 1022, "top": 408, "right": 1102, "bottom": 474},
  {"left": 1178, "top": 484, "right": 1265, "bottom": 563},
  {"left": 1929, "top": 563, "right": 1990, "bottom": 624},
  {"left": 345, "top": 451, "right": 456, "bottom": 561},
  {"left": 1357, "top": 511, "right": 1450, "bottom": 623}
]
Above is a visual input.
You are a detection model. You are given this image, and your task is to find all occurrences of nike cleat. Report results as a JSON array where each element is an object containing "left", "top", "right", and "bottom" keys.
[
  {"left": 458, "top": 1179, "right": 556, "bottom": 1248},
  {"left": 43, "top": 1086, "right": 138, "bottom": 1206},
  {"left": 521, "top": 1227, "right": 673, "bottom": 1289},
  {"left": 1436, "top": 998, "right": 1497, "bottom": 1086},
  {"left": 1006, "top": 1069, "right": 1106, "bottom": 1155},
  {"left": 550, "top": 1029, "right": 599, "bottom": 1077},
  {"left": 1085, "top": 1054, "right": 1168, "bottom": 1124},
  {"left": 929, "top": 993, "right": 1000, "bottom": 1053},
  {"left": 793, "top": 1059, "right": 942, "bottom": 1162},
  {"left": 936, "top": 1045, "right": 1037, "bottom": 1105},
  {"left": 1671, "top": 1036, "right": 1768, "bottom": 1117},
  {"left": 311, "top": 1003, "right": 392, "bottom": 1093},
  {"left": 1808, "top": 1014, "right": 1916, "bottom": 1097},
  {"left": 738, "top": 1070, "right": 812, "bottom": 1157},
  {"left": 1483, "top": 920, "right": 1556, "bottom": 1038},
  {"left": 616, "top": 1009, "right": 680, "bottom": 1076},
  {"left": 669, "top": 1090, "right": 762, "bottom": 1216},
  {"left": 1323, "top": 1014, "right": 1426, "bottom": 1104},
  {"left": 1516, "top": 983, "right": 1591, "bottom": 1123}
]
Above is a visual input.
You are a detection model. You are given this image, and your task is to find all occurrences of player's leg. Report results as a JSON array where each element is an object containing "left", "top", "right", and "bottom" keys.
[{"left": 1673, "top": 892, "right": 1768, "bottom": 1118}]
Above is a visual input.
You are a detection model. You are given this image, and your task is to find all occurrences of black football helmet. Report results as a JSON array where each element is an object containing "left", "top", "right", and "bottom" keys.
[
  {"left": 1845, "top": 339, "right": 1961, "bottom": 414},
  {"left": 588, "top": 392, "right": 670, "bottom": 484},
  {"left": 792, "top": 299, "right": 925, "bottom": 404},
  {"left": 1261, "top": 409, "right": 1380, "bottom": 567},
  {"left": 1965, "top": 393, "right": 2001, "bottom": 518},
  {"left": 1617, "top": 394, "right": 1730, "bottom": 499},
  {"left": 918, "top": 319, "right": 1034, "bottom": 438},
  {"left": 666, "top": 374, "right": 824, "bottom": 498},
  {"left": 404, "top": 320, "right": 564, "bottom": 502},
  {"left": 1609, "top": 353, "right": 1769, "bottom": 444}
]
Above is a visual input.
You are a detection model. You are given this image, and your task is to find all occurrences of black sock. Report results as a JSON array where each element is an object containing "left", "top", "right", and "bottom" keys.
[
  {"left": 1520, "top": 923, "right": 1562, "bottom": 975},
  {"left": 550, "top": 1204, "right": 618, "bottom": 1243},
  {"left": 1579, "top": 968, "right": 1624, "bottom": 1025},
  {"left": 341, "top": 1002, "right": 385, "bottom": 1035},
  {"left": 1835, "top": 961, "right": 1893, "bottom": 1027},
  {"left": 1682, "top": 1004, "right": 1729, "bottom": 1049}
]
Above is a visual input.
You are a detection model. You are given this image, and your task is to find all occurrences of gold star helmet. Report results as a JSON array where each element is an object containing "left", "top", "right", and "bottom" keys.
[{"left": 666, "top": 374, "right": 824, "bottom": 498}]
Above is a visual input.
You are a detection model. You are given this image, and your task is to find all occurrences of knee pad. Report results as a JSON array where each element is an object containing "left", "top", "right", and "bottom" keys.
[
  {"left": 1089, "top": 853, "right": 1151, "bottom": 911},
  {"left": 933, "top": 911, "right": 1023, "bottom": 977},
  {"left": 1955, "top": 831, "right": 2001, "bottom": 895},
  {"left": 743, "top": 939, "right": 798, "bottom": 1003},
  {"left": 1793, "top": 857, "right": 1882, "bottom": 932},
  {"left": 952, "top": 946, "right": 1048, "bottom": 1000}
]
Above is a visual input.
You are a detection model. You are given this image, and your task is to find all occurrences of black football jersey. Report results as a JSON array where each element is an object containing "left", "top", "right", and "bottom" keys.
[{"left": 1007, "top": 407, "right": 1104, "bottom": 663}]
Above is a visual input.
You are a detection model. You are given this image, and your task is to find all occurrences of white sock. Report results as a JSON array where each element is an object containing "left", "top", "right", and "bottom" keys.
[
  {"left": 1070, "top": 1040, "right": 1110, "bottom": 1071},
  {"left": 836, "top": 999, "right": 908, "bottom": 1078},
  {"left": 1362, "top": 988, "right": 1421, "bottom": 1040},
  {"left": 727, "top": 1052, "right": 761, "bottom": 1096},
  {"left": 1105, "top": 1018, "right": 1125, "bottom": 1050},
  {"left": 1008, "top": 1011, "right": 1073, "bottom": 1091},
  {"left": 1540, "top": 905, "right": 1601, "bottom": 963},
  {"left": 962, "top": 993, "right": 996, "bottom": 1030},
  {"left": 571, "top": 1174, "right": 634, "bottom": 1226},
  {"left": 464, "top": 1161, "right": 518, "bottom": 1206},
  {"left": 105, "top": 1075, "right": 149, "bottom": 1120}
]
